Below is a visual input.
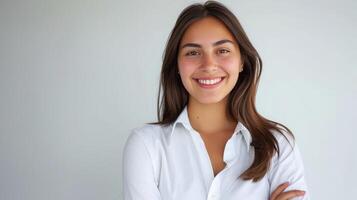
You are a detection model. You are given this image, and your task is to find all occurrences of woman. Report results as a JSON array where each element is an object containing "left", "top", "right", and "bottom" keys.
[{"left": 123, "top": 1, "right": 310, "bottom": 199}]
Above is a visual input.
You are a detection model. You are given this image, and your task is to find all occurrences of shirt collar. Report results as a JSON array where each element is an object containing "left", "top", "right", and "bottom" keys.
[{"left": 170, "top": 105, "right": 252, "bottom": 152}]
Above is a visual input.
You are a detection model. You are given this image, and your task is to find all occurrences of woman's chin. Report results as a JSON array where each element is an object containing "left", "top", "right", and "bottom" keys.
[{"left": 193, "top": 95, "right": 227, "bottom": 105}]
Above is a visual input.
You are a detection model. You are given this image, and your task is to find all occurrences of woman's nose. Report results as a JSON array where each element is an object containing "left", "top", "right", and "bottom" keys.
[{"left": 201, "top": 53, "right": 218, "bottom": 72}]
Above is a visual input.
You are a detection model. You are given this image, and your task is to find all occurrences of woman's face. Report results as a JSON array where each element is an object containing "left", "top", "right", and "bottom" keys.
[{"left": 177, "top": 16, "right": 243, "bottom": 105}]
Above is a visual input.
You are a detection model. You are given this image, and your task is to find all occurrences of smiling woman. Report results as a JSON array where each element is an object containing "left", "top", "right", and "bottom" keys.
[
  {"left": 122, "top": 1, "right": 310, "bottom": 200},
  {"left": 177, "top": 17, "right": 242, "bottom": 104}
]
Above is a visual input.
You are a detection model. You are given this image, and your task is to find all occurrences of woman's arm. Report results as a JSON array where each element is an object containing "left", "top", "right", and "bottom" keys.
[
  {"left": 268, "top": 131, "right": 310, "bottom": 200},
  {"left": 122, "top": 129, "right": 162, "bottom": 200}
]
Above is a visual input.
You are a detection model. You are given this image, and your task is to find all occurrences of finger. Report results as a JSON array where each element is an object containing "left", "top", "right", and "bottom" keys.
[
  {"left": 270, "top": 182, "right": 290, "bottom": 200},
  {"left": 276, "top": 190, "right": 305, "bottom": 200}
]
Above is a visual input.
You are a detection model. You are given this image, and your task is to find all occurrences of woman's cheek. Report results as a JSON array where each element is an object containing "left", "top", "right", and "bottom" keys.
[
  {"left": 179, "top": 59, "right": 197, "bottom": 74},
  {"left": 220, "top": 56, "right": 240, "bottom": 71}
]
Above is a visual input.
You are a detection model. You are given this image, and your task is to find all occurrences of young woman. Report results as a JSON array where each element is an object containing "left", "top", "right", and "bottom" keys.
[{"left": 123, "top": 1, "right": 309, "bottom": 200}]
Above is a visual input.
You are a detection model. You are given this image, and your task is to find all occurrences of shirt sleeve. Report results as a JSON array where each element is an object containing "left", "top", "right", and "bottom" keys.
[
  {"left": 122, "top": 129, "right": 162, "bottom": 200},
  {"left": 268, "top": 131, "right": 310, "bottom": 200}
]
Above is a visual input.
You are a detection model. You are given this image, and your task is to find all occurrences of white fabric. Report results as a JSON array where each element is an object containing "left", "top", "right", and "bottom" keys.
[{"left": 122, "top": 105, "right": 310, "bottom": 200}]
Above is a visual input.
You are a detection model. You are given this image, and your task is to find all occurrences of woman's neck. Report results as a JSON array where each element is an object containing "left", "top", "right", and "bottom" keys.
[{"left": 187, "top": 96, "right": 237, "bottom": 135}]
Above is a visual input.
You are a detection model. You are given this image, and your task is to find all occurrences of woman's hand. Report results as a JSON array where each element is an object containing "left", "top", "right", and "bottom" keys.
[{"left": 269, "top": 182, "right": 305, "bottom": 200}]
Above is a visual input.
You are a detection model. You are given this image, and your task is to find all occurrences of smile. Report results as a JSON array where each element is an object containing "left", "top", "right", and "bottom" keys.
[{"left": 194, "top": 77, "right": 225, "bottom": 89}]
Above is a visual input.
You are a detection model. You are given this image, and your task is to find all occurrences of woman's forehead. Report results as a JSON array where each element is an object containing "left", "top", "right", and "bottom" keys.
[{"left": 180, "top": 17, "right": 236, "bottom": 47}]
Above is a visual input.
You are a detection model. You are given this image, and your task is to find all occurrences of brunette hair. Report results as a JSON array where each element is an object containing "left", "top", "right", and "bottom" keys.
[{"left": 148, "top": 0, "right": 294, "bottom": 182}]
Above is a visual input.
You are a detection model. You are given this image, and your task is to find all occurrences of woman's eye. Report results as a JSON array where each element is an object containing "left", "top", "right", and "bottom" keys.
[
  {"left": 218, "top": 49, "right": 230, "bottom": 54},
  {"left": 185, "top": 51, "right": 200, "bottom": 56}
]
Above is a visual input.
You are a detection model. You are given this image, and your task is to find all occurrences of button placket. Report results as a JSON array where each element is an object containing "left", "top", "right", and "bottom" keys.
[{"left": 207, "top": 174, "right": 221, "bottom": 200}]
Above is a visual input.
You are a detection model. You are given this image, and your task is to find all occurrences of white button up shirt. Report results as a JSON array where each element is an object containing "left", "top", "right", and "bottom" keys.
[{"left": 122, "top": 105, "right": 310, "bottom": 200}]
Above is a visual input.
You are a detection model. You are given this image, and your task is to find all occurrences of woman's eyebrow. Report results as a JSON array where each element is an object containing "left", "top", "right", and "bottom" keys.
[{"left": 181, "top": 39, "right": 234, "bottom": 49}]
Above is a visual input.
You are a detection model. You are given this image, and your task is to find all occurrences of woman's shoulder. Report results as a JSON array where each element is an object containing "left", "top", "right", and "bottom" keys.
[
  {"left": 126, "top": 123, "right": 172, "bottom": 148},
  {"left": 270, "top": 125, "right": 296, "bottom": 150},
  {"left": 268, "top": 125, "right": 303, "bottom": 166},
  {"left": 130, "top": 123, "right": 170, "bottom": 138}
]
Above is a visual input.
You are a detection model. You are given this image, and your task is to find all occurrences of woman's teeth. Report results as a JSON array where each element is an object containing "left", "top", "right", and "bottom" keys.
[{"left": 197, "top": 77, "right": 222, "bottom": 85}]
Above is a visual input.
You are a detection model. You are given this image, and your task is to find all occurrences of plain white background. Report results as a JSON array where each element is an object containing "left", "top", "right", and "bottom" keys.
[{"left": 0, "top": 0, "right": 356, "bottom": 199}]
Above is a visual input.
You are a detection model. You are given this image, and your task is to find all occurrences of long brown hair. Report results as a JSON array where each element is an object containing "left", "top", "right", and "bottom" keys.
[{"left": 148, "top": 0, "right": 294, "bottom": 182}]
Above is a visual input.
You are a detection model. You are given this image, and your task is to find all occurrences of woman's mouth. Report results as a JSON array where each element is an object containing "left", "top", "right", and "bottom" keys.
[{"left": 194, "top": 77, "right": 225, "bottom": 89}]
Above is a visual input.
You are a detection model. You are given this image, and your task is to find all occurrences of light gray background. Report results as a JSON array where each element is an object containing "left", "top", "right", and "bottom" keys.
[{"left": 0, "top": 0, "right": 356, "bottom": 199}]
